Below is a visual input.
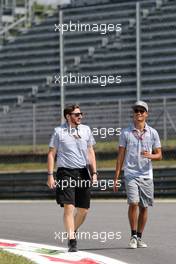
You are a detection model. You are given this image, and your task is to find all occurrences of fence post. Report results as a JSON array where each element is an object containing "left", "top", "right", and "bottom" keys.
[
  {"left": 59, "top": 9, "right": 65, "bottom": 124},
  {"left": 163, "top": 97, "right": 167, "bottom": 146},
  {"left": 32, "top": 86, "right": 38, "bottom": 152},
  {"left": 32, "top": 103, "right": 36, "bottom": 152},
  {"left": 118, "top": 99, "right": 122, "bottom": 128},
  {"left": 136, "top": 2, "right": 141, "bottom": 101}
]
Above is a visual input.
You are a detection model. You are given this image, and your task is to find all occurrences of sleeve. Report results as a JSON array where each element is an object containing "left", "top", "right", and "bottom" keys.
[
  {"left": 152, "top": 129, "right": 161, "bottom": 149},
  {"left": 87, "top": 127, "right": 96, "bottom": 146},
  {"left": 118, "top": 129, "right": 127, "bottom": 148},
  {"left": 49, "top": 129, "right": 59, "bottom": 149}
]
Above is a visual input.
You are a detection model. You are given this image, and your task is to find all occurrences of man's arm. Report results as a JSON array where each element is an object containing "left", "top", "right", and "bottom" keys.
[
  {"left": 114, "top": 146, "right": 126, "bottom": 192},
  {"left": 142, "top": 147, "right": 162, "bottom": 160},
  {"left": 47, "top": 147, "right": 57, "bottom": 189},
  {"left": 87, "top": 145, "right": 97, "bottom": 182}
]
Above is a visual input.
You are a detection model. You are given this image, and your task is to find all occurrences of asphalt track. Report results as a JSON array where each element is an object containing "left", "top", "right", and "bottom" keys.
[{"left": 0, "top": 200, "right": 175, "bottom": 264}]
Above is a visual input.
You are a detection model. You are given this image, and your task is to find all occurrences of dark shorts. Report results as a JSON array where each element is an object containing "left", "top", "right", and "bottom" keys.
[{"left": 55, "top": 167, "right": 91, "bottom": 209}]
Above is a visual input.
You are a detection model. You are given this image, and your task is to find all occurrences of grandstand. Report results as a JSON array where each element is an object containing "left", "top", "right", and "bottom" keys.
[{"left": 0, "top": 0, "right": 176, "bottom": 145}]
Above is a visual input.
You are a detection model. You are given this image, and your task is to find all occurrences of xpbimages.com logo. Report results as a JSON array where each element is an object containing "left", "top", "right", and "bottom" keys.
[
  {"left": 54, "top": 21, "right": 122, "bottom": 35},
  {"left": 59, "top": 126, "right": 121, "bottom": 140},
  {"left": 55, "top": 178, "right": 122, "bottom": 191},
  {"left": 54, "top": 230, "right": 122, "bottom": 243},
  {"left": 54, "top": 73, "right": 122, "bottom": 87}
]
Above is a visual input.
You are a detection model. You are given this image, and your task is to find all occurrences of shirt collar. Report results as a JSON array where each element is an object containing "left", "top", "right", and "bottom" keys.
[
  {"left": 64, "top": 122, "right": 80, "bottom": 133},
  {"left": 131, "top": 122, "right": 149, "bottom": 132}
]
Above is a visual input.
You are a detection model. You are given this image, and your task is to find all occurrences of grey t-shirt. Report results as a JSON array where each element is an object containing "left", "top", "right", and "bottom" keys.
[
  {"left": 119, "top": 123, "right": 161, "bottom": 179},
  {"left": 49, "top": 123, "right": 96, "bottom": 169}
]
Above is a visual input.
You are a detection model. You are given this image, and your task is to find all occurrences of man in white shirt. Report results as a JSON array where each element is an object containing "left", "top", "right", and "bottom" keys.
[
  {"left": 47, "top": 104, "right": 97, "bottom": 252},
  {"left": 114, "top": 101, "right": 162, "bottom": 249}
]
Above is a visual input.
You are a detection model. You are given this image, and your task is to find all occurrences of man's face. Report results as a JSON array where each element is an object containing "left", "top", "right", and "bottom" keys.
[
  {"left": 68, "top": 108, "right": 83, "bottom": 126},
  {"left": 133, "top": 107, "right": 148, "bottom": 122}
]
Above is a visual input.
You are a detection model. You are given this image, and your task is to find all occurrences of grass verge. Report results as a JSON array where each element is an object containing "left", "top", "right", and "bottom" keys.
[
  {"left": 0, "top": 250, "right": 36, "bottom": 264},
  {"left": 0, "top": 139, "right": 175, "bottom": 155},
  {"left": 0, "top": 160, "right": 175, "bottom": 172}
]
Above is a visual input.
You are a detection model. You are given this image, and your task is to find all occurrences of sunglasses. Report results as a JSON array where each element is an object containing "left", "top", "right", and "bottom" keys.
[
  {"left": 70, "top": 112, "right": 83, "bottom": 117},
  {"left": 134, "top": 109, "right": 146, "bottom": 114}
]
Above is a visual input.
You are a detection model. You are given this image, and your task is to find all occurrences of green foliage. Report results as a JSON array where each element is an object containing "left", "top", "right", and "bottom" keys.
[
  {"left": 0, "top": 159, "right": 175, "bottom": 172},
  {"left": 0, "top": 139, "right": 175, "bottom": 155},
  {"left": 32, "top": 1, "right": 55, "bottom": 16},
  {"left": 0, "top": 250, "right": 36, "bottom": 264}
]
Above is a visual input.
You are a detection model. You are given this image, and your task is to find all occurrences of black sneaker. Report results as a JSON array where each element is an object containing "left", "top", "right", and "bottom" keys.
[{"left": 68, "top": 239, "right": 77, "bottom": 252}]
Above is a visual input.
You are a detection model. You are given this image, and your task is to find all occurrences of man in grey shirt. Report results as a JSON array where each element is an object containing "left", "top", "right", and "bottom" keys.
[
  {"left": 47, "top": 104, "right": 97, "bottom": 252},
  {"left": 114, "top": 101, "right": 162, "bottom": 249}
]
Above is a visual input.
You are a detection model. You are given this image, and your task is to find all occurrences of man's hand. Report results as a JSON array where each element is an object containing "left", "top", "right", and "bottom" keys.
[
  {"left": 113, "top": 177, "right": 119, "bottom": 192},
  {"left": 92, "top": 173, "right": 98, "bottom": 184},
  {"left": 141, "top": 148, "right": 162, "bottom": 161},
  {"left": 141, "top": 151, "right": 152, "bottom": 159},
  {"left": 47, "top": 175, "right": 56, "bottom": 189}
]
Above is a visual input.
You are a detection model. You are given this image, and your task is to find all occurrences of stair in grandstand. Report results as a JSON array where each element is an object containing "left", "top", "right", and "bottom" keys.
[{"left": 0, "top": 0, "right": 176, "bottom": 144}]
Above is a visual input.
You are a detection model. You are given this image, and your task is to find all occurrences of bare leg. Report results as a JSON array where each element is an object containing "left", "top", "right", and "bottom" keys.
[
  {"left": 64, "top": 204, "right": 75, "bottom": 239},
  {"left": 74, "top": 208, "right": 89, "bottom": 232},
  {"left": 137, "top": 206, "right": 148, "bottom": 234},
  {"left": 128, "top": 203, "right": 138, "bottom": 232}
]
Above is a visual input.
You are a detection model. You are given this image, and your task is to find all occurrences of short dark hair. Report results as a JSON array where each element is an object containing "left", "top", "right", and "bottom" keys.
[{"left": 64, "top": 104, "right": 80, "bottom": 120}]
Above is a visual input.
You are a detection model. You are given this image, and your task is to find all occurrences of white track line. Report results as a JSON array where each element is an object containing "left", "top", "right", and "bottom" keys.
[
  {"left": 0, "top": 199, "right": 176, "bottom": 203},
  {"left": 0, "top": 239, "right": 128, "bottom": 264}
]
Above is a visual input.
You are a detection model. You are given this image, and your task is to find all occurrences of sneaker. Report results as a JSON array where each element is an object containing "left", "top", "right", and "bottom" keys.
[
  {"left": 129, "top": 236, "right": 137, "bottom": 249},
  {"left": 137, "top": 238, "right": 147, "bottom": 248},
  {"left": 68, "top": 239, "right": 78, "bottom": 252}
]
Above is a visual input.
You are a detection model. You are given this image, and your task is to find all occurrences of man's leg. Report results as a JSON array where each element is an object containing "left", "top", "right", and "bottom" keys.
[
  {"left": 136, "top": 206, "right": 148, "bottom": 248},
  {"left": 74, "top": 207, "right": 89, "bottom": 232},
  {"left": 125, "top": 178, "right": 140, "bottom": 249},
  {"left": 64, "top": 204, "right": 75, "bottom": 239},
  {"left": 137, "top": 206, "right": 148, "bottom": 234},
  {"left": 128, "top": 203, "right": 138, "bottom": 234},
  {"left": 74, "top": 181, "right": 90, "bottom": 232},
  {"left": 128, "top": 203, "right": 138, "bottom": 249},
  {"left": 64, "top": 204, "right": 78, "bottom": 252},
  {"left": 128, "top": 203, "right": 138, "bottom": 230},
  {"left": 136, "top": 178, "right": 153, "bottom": 248}
]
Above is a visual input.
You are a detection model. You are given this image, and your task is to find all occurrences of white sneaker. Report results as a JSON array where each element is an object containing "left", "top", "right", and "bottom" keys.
[
  {"left": 137, "top": 238, "right": 148, "bottom": 248},
  {"left": 129, "top": 236, "right": 137, "bottom": 249}
]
